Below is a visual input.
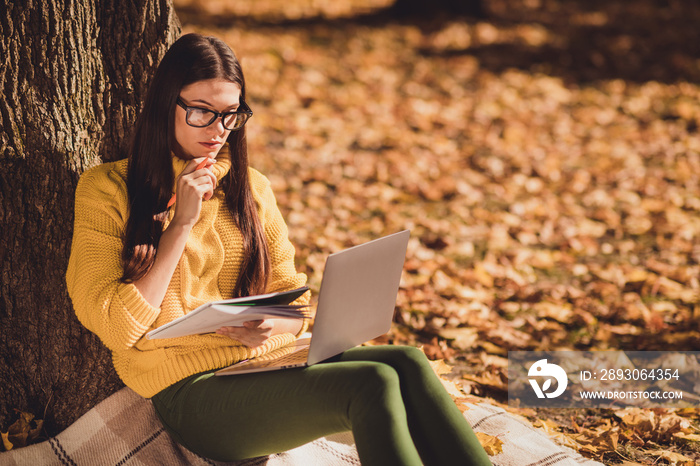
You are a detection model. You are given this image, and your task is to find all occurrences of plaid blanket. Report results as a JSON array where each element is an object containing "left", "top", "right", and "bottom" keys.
[
  {"left": 463, "top": 403, "right": 603, "bottom": 466},
  {"left": 2, "top": 388, "right": 602, "bottom": 466}
]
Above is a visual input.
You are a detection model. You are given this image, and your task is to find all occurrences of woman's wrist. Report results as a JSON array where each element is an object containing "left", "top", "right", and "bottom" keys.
[
  {"left": 168, "top": 214, "right": 197, "bottom": 231},
  {"left": 133, "top": 218, "right": 192, "bottom": 307}
]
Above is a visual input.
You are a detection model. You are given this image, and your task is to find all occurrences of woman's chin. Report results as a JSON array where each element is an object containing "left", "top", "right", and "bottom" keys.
[
  {"left": 198, "top": 146, "right": 223, "bottom": 159},
  {"left": 182, "top": 148, "right": 220, "bottom": 160}
]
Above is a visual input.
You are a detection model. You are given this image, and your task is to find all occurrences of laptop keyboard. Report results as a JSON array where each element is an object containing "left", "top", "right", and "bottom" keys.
[
  {"left": 232, "top": 346, "right": 309, "bottom": 370},
  {"left": 255, "top": 347, "right": 309, "bottom": 367}
]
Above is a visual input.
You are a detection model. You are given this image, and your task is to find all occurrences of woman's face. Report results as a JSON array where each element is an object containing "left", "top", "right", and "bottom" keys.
[{"left": 174, "top": 78, "right": 242, "bottom": 160}]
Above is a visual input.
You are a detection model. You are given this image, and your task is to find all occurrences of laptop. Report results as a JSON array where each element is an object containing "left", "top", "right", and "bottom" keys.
[{"left": 215, "top": 230, "right": 410, "bottom": 376}]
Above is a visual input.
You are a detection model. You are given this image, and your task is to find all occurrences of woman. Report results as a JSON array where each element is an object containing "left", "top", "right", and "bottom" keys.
[{"left": 66, "top": 33, "right": 491, "bottom": 466}]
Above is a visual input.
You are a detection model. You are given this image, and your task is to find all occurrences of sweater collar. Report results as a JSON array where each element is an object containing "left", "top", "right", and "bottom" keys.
[{"left": 171, "top": 148, "right": 232, "bottom": 187}]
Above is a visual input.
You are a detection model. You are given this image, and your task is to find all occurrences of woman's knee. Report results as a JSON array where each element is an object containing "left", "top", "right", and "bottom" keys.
[
  {"left": 358, "top": 361, "right": 401, "bottom": 390},
  {"left": 394, "top": 345, "right": 429, "bottom": 363},
  {"left": 348, "top": 362, "right": 406, "bottom": 423},
  {"left": 341, "top": 345, "right": 433, "bottom": 379},
  {"left": 377, "top": 345, "right": 431, "bottom": 373},
  {"left": 349, "top": 362, "right": 402, "bottom": 408}
]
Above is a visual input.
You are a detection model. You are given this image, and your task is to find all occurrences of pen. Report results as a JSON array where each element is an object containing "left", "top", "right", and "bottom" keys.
[{"left": 166, "top": 159, "right": 210, "bottom": 209}]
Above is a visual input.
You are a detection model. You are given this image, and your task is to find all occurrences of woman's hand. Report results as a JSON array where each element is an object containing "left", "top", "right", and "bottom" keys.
[
  {"left": 216, "top": 318, "right": 303, "bottom": 348},
  {"left": 216, "top": 320, "right": 275, "bottom": 348},
  {"left": 171, "top": 157, "right": 217, "bottom": 228}
]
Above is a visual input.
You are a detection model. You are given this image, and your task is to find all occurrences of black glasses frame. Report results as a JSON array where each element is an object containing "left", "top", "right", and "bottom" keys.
[{"left": 176, "top": 97, "right": 253, "bottom": 131}]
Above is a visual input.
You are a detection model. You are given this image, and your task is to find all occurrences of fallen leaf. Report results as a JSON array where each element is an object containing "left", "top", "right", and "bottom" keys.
[
  {"left": 427, "top": 357, "right": 453, "bottom": 377},
  {"left": 673, "top": 432, "right": 700, "bottom": 443},
  {"left": 534, "top": 418, "right": 561, "bottom": 435},
  {"left": 475, "top": 431, "right": 504, "bottom": 456},
  {"left": 440, "top": 377, "right": 467, "bottom": 399},
  {"left": 438, "top": 327, "right": 479, "bottom": 350},
  {"left": 614, "top": 408, "right": 656, "bottom": 432},
  {"left": 1, "top": 431, "right": 12, "bottom": 451},
  {"left": 646, "top": 449, "right": 696, "bottom": 466},
  {"left": 2, "top": 410, "right": 43, "bottom": 450}
]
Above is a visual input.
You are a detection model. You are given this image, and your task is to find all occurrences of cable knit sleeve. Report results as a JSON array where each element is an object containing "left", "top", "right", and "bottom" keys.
[
  {"left": 66, "top": 162, "right": 160, "bottom": 352},
  {"left": 249, "top": 169, "right": 310, "bottom": 306}
]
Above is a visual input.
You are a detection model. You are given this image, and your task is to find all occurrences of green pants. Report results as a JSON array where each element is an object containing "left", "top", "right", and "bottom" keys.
[{"left": 151, "top": 345, "right": 492, "bottom": 466}]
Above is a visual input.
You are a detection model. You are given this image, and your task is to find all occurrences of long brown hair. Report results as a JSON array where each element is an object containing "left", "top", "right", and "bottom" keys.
[{"left": 121, "top": 33, "right": 270, "bottom": 298}]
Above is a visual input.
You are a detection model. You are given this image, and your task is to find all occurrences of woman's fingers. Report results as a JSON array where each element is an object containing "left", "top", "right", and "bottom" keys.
[
  {"left": 180, "top": 158, "right": 216, "bottom": 194},
  {"left": 180, "top": 159, "right": 217, "bottom": 199},
  {"left": 201, "top": 171, "right": 217, "bottom": 200},
  {"left": 181, "top": 157, "right": 214, "bottom": 175},
  {"left": 170, "top": 158, "right": 218, "bottom": 227},
  {"left": 243, "top": 320, "right": 264, "bottom": 328},
  {"left": 216, "top": 320, "right": 274, "bottom": 348},
  {"left": 182, "top": 172, "right": 215, "bottom": 196}
]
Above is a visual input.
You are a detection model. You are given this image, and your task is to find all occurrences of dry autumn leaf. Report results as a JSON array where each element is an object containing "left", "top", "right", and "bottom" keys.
[
  {"left": 534, "top": 418, "right": 561, "bottom": 434},
  {"left": 647, "top": 449, "right": 697, "bottom": 466},
  {"left": 1, "top": 411, "right": 43, "bottom": 451},
  {"left": 474, "top": 431, "right": 504, "bottom": 456},
  {"left": 437, "top": 327, "right": 480, "bottom": 350},
  {"left": 614, "top": 408, "right": 656, "bottom": 432},
  {"left": 426, "top": 356, "right": 453, "bottom": 377},
  {"left": 1, "top": 431, "right": 12, "bottom": 451},
  {"left": 673, "top": 432, "right": 700, "bottom": 443}
]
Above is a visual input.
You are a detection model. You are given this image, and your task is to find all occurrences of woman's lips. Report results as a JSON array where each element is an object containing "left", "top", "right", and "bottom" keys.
[{"left": 199, "top": 141, "right": 221, "bottom": 149}]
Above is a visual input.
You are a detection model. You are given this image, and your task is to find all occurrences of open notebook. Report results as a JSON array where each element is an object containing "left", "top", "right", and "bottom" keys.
[{"left": 216, "top": 230, "right": 410, "bottom": 376}]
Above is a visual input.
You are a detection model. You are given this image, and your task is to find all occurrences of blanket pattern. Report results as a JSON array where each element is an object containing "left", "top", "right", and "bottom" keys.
[
  {"left": 463, "top": 403, "right": 602, "bottom": 466},
  {"left": 3, "top": 388, "right": 602, "bottom": 466}
]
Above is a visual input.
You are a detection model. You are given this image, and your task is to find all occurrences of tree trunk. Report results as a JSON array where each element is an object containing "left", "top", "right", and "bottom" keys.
[{"left": 0, "top": 0, "right": 180, "bottom": 439}]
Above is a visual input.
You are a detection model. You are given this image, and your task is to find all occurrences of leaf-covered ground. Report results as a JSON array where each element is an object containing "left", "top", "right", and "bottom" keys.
[{"left": 175, "top": 0, "right": 700, "bottom": 464}]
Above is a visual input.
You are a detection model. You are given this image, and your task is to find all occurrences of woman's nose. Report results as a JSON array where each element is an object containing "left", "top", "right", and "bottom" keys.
[{"left": 207, "top": 117, "right": 226, "bottom": 135}]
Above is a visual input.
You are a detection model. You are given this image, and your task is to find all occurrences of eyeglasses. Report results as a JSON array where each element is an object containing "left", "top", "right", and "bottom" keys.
[{"left": 176, "top": 97, "right": 253, "bottom": 131}]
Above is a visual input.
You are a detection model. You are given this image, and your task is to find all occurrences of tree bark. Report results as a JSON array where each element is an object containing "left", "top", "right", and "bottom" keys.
[{"left": 0, "top": 0, "right": 180, "bottom": 438}]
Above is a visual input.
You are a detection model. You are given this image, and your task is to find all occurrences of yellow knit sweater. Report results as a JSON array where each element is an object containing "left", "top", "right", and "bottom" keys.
[{"left": 66, "top": 154, "right": 309, "bottom": 398}]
